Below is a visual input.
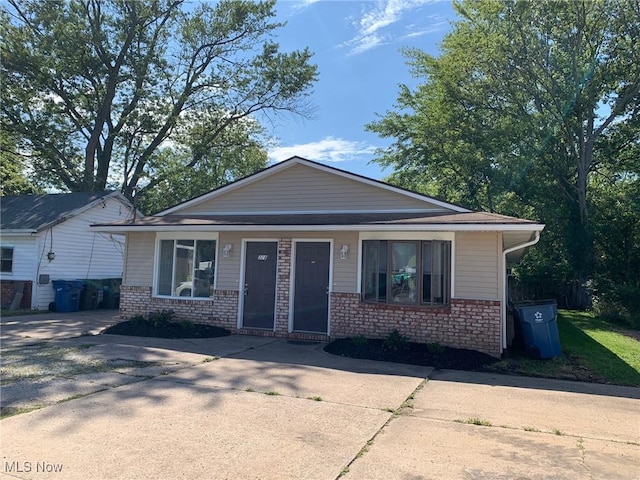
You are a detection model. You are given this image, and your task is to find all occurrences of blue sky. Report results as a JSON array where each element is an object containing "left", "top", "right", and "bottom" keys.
[{"left": 265, "top": 0, "right": 458, "bottom": 180}]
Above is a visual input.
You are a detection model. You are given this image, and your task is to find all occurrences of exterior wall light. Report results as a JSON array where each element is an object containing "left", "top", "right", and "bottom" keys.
[
  {"left": 340, "top": 245, "right": 349, "bottom": 260},
  {"left": 222, "top": 244, "right": 233, "bottom": 257}
]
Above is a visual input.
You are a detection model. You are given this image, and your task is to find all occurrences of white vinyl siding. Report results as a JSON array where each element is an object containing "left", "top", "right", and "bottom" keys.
[
  {"left": 0, "top": 237, "right": 37, "bottom": 281},
  {"left": 124, "top": 232, "right": 156, "bottom": 287},
  {"left": 124, "top": 230, "right": 360, "bottom": 293},
  {"left": 0, "top": 197, "right": 131, "bottom": 310},
  {"left": 330, "top": 231, "right": 358, "bottom": 293},
  {"left": 455, "top": 232, "right": 500, "bottom": 300},
  {"left": 216, "top": 232, "right": 243, "bottom": 291},
  {"left": 178, "top": 164, "right": 445, "bottom": 214},
  {"left": 31, "top": 199, "right": 128, "bottom": 310}
]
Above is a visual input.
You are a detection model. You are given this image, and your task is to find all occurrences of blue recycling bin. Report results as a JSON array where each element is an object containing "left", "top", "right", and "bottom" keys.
[
  {"left": 52, "top": 280, "right": 84, "bottom": 312},
  {"left": 513, "top": 300, "right": 561, "bottom": 359}
]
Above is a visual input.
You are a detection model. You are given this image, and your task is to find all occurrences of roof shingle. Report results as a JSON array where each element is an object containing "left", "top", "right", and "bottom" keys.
[{"left": 1, "top": 192, "right": 114, "bottom": 231}]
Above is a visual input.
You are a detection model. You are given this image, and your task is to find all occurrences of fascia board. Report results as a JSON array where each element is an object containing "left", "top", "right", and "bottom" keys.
[{"left": 91, "top": 223, "right": 545, "bottom": 233}]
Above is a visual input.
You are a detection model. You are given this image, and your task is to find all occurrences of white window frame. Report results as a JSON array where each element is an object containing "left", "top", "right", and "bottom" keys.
[
  {"left": 153, "top": 232, "right": 219, "bottom": 299},
  {"left": 1, "top": 246, "right": 14, "bottom": 274}
]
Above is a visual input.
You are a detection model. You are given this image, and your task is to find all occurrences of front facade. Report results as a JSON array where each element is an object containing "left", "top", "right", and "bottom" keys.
[
  {"left": 0, "top": 192, "right": 133, "bottom": 310},
  {"left": 95, "top": 157, "right": 544, "bottom": 357}
]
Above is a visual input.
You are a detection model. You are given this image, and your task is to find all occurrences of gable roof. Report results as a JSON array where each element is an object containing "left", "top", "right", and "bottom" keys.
[
  {"left": 159, "top": 156, "right": 471, "bottom": 215},
  {"left": 1, "top": 191, "right": 127, "bottom": 232}
]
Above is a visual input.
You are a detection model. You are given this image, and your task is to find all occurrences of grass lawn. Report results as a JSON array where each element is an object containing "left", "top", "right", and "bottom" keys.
[
  {"left": 488, "top": 310, "right": 640, "bottom": 386},
  {"left": 326, "top": 310, "right": 640, "bottom": 387}
]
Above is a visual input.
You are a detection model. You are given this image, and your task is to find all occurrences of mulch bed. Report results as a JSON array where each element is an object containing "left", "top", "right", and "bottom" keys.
[
  {"left": 324, "top": 337, "right": 502, "bottom": 371},
  {"left": 103, "top": 320, "right": 231, "bottom": 339}
]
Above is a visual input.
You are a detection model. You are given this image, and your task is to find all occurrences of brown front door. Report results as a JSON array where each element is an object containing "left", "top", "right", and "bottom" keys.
[
  {"left": 293, "top": 242, "right": 330, "bottom": 333},
  {"left": 242, "top": 241, "right": 278, "bottom": 329}
]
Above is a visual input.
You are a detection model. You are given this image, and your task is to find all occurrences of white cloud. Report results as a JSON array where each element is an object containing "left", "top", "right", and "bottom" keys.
[
  {"left": 268, "top": 136, "right": 377, "bottom": 163},
  {"left": 290, "top": 0, "right": 322, "bottom": 12},
  {"left": 343, "top": 0, "right": 443, "bottom": 55}
]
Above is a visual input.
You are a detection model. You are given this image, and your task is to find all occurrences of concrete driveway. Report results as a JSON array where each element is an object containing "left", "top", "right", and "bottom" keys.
[
  {"left": 1, "top": 309, "right": 120, "bottom": 346},
  {"left": 1, "top": 311, "right": 639, "bottom": 479}
]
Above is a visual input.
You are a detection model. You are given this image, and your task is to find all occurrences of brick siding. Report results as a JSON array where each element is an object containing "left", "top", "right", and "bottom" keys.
[
  {"left": 0, "top": 280, "right": 33, "bottom": 309},
  {"left": 120, "top": 285, "right": 501, "bottom": 356},
  {"left": 119, "top": 236, "right": 502, "bottom": 356},
  {"left": 274, "top": 238, "right": 292, "bottom": 333},
  {"left": 119, "top": 285, "right": 238, "bottom": 331},
  {"left": 330, "top": 293, "right": 502, "bottom": 357}
]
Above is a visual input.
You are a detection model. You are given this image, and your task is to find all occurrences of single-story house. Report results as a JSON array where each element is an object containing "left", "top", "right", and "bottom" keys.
[
  {"left": 0, "top": 191, "right": 134, "bottom": 310},
  {"left": 93, "top": 157, "right": 544, "bottom": 357}
]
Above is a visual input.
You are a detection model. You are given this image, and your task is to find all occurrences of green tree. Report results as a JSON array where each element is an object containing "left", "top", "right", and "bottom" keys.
[
  {"left": 1, "top": 0, "right": 317, "bottom": 198},
  {"left": 136, "top": 116, "right": 268, "bottom": 214},
  {"left": 368, "top": 0, "right": 640, "bottom": 308},
  {"left": 0, "top": 130, "right": 42, "bottom": 195}
]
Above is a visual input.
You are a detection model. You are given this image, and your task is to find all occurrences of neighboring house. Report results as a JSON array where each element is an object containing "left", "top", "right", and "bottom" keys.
[
  {"left": 93, "top": 157, "right": 544, "bottom": 357},
  {"left": 0, "top": 192, "right": 134, "bottom": 310}
]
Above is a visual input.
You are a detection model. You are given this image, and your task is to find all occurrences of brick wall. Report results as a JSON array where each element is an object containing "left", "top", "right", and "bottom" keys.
[
  {"left": 330, "top": 293, "right": 502, "bottom": 357},
  {"left": 119, "top": 285, "right": 238, "bottom": 330},
  {"left": 0, "top": 280, "right": 33, "bottom": 309},
  {"left": 119, "top": 236, "right": 502, "bottom": 356},
  {"left": 274, "top": 238, "right": 292, "bottom": 333}
]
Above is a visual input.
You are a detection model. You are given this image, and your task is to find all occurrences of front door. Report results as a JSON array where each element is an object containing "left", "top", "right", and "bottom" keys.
[
  {"left": 242, "top": 241, "right": 278, "bottom": 329},
  {"left": 293, "top": 242, "right": 330, "bottom": 333}
]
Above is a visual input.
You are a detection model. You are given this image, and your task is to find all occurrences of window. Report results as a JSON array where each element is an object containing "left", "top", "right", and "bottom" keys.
[
  {"left": 156, "top": 239, "right": 216, "bottom": 298},
  {"left": 362, "top": 240, "right": 451, "bottom": 306},
  {"left": 1, "top": 247, "right": 14, "bottom": 273}
]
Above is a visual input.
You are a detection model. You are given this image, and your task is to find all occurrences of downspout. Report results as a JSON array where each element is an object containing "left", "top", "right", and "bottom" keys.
[{"left": 501, "top": 231, "right": 541, "bottom": 353}]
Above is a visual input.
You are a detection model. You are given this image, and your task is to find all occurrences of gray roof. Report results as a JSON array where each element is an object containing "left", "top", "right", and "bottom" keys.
[
  {"left": 94, "top": 211, "right": 539, "bottom": 228},
  {"left": 1, "top": 192, "right": 116, "bottom": 231}
]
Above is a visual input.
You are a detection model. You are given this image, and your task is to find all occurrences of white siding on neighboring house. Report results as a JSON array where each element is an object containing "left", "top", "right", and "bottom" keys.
[
  {"left": 33, "top": 197, "right": 129, "bottom": 310},
  {"left": 455, "top": 232, "right": 500, "bottom": 301},
  {"left": 179, "top": 164, "right": 446, "bottom": 214},
  {"left": 0, "top": 236, "right": 37, "bottom": 281}
]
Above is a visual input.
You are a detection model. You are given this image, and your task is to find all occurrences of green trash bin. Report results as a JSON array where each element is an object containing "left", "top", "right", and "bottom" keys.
[
  {"left": 513, "top": 300, "right": 561, "bottom": 359},
  {"left": 78, "top": 280, "right": 101, "bottom": 310},
  {"left": 101, "top": 278, "right": 122, "bottom": 309}
]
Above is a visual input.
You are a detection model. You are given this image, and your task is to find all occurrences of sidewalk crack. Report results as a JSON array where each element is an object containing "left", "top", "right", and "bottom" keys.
[{"left": 335, "top": 378, "right": 429, "bottom": 478}]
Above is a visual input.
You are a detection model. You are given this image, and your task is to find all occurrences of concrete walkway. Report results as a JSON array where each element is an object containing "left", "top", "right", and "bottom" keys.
[
  {"left": 1, "top": 311, "right": 639, "bottom": 479},
  {"left": 1, "top": 309, "right": 120, "bottom": 346}
]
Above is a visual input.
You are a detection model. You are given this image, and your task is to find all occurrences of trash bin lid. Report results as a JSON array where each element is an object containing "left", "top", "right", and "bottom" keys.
[{"left": 516, "top": 301, "right": 557, "bottom": 324}]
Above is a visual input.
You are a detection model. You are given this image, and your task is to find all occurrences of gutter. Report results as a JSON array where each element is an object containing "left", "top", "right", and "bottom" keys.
[
  {"left": 1, "top": 229, "right": 38, "bottom": 235},
  {"left": 501, "top": 230, "right": 541, "bottom": 352}
]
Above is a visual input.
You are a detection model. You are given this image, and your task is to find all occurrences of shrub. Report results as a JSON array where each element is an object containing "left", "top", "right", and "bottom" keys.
[
  {"left": 129, "top": 314, "right": 147, "bottom": 325},
  {"left": 352, "top": 335, "right": 368, "bottom": 347},
  {"left": 592, "top": 282, "right": 640, "bottom": 330},
  {"left": 146, "top": 309, "right": 175, "bottom": 328},
  {"left": 179, "top": 319, "right": 194, "bottom": 329},
  {"left": 383, "top": 329, "right": 409, "bottom": 351}
]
